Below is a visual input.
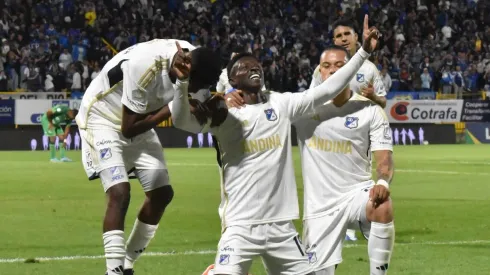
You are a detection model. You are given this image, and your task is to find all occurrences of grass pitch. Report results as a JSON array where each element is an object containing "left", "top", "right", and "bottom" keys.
[{"left": 0, "top": 145, "right": 489, "bottom": 274}]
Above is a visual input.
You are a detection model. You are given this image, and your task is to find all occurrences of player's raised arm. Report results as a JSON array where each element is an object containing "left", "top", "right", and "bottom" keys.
[{"left": 370, "top": 105, "right": 394, "bottom": 208}]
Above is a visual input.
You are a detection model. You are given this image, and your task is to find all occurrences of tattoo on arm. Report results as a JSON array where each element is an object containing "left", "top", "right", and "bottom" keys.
[{"left": 375, "top": 151, "right": 394, "bottom": 183}]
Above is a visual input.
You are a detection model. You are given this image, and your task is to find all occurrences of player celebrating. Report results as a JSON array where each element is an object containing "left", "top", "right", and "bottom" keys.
[
  {"left": 311, "top": 17, "right": 388, "bottom": 241},
  {"left": 311, "top": 19, "right": 386, "bottom": 107},
  {"left": 297, "top": 45, "right": 395, "bottom": 274},
  {"left": 172, "top": 17, "right": 380, "bottom": 275},
  {"left": 41, "top": 104, "right": 77, "bottom": 162},
  {"left": 76, "top": 39, "right": 221, "bottom": 275}
]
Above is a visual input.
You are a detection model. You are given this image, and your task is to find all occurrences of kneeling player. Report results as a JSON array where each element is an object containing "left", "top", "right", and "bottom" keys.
[
  {"left": 41, "top": 104, "right": 77, "bottom": 162},
  {"left": 296, "top": 45, "right": 395, "bottom": 274}
]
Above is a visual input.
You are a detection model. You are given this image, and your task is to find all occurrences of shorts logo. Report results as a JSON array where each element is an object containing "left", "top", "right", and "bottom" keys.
[
  {"left": 100, "top": 148, "right": 112, "bottom": 160},
  {"left": 219, "top": 254, "right": 229, "bottom": 265},
  {"left": 308, "top": 252, "right": 317, "bottom": 264},
  {"left": 345, "top": 117, "right": 359, "bottom": 129},
  {"left": 110, "top": 167, "right": 124, "bottom": 182},
  {"left": 356, "top": 73, "right": 365, "bottom": 82},
  {"left": 264, "top": 108, "right": 277, "bottom": 121}
]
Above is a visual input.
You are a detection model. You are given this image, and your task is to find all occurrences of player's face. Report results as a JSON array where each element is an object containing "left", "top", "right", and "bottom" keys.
[
  {"left": 333, "top": 26, "right": 358, "bottom": 53},
  {"left": 229, "top": 56, "right": 262, "bottom": 93},
  {"left": 319, "top": 50, "right": 348, "bottom": 82}
]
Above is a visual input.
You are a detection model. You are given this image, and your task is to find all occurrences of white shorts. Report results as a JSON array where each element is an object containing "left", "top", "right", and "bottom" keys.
[
  {"left": 303, "top": 185, "right": 373, "bottom": 271},
  {"left": 80, "top": 128, "right": 169, "bottom": 192},
  {"left": 214, "top": 221, "right": 312, "bottom": 275}
]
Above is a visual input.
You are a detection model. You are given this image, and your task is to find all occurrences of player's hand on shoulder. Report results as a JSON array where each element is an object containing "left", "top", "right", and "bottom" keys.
[
  {"left": 224, "top": 90, "right": 245, "bottom": 109},
  {"left": 369, "top": 184, "right": 390, "bottom": 208},
  {"left": 171, "top": 41, "right": 192, "bottom": 80},
  {"left": 189, "top": 99, "right": 210, "bottom": 125},
  {"left": 205, "top": 94, "right": 228, "bottom": 127},
  {"left": 361, "top": 15, "right": 381, "bottom": 53}
]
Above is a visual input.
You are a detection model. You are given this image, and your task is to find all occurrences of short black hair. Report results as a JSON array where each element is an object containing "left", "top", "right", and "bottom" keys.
[
  {"left": 71, "top": 109, "right": 79, "bottom": 117},
  {"left": 190, "top": 47, "right": 222, "bottom": 86},
  {"left": 321, "top": 45, "right": 352, "bottom": 59},
  {"left": 332, "top": 18, "right": 357, "bottom": 34},
  {"left": 226, "top": 52, "right": 256, "bottom": 77}
]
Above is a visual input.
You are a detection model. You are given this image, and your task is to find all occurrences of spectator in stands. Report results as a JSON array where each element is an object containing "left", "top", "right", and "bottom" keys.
[
  {"left": 70, "top": 62, "right": 83, "bottom": 99},
  {"left": 381, "top": 67, "right": 392, "bottom": 92},
  {"left": 0, "top": 0, "right": 489, "bottom": 98},
  {"left": 421, "top": 68, "right": 432, "bottom": 91}
]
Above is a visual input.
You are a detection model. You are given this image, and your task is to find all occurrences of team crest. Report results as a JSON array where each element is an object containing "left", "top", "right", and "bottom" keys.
[
  {"left": 356, "top": 73, "right": 365, "bottom": 82},
  {"left": 264, "top": 108, "right": 277, "bottom": 121},
  {"left": 345, "top": 117, "right": 359, "bottom": 129},
  {"left": 219, "top": 254, "right": 230, "bottom": 265},
  {"left": 308, "top": 252, "right": 317, "bottom": 264},
  {"left": 100, "top": 148, "right": 112, "bottom": 160}
]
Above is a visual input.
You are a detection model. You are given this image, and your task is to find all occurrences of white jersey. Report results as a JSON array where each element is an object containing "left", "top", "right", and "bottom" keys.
[
  {"left": 295, "top": 93, "right": 393, "bottom": 219},
  {"left": 76, "top": 39, "right": 195, "bottom": 130},
  {"left": 310, "top": 60, "right": 387, "bottom": 97},
  {"left": 211, "top": 91, "right": 323, "bottom": 228}
]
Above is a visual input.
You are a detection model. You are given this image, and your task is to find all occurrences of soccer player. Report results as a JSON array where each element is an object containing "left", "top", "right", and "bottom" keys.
[
  {"left": 311, "top": 18, "right": 386, "bottom": 107},
  {"left": 41, "top": 104, "right": 78, "bottom": 162},
  {"left": 173, "top": 17, "right": 380, "bottom": 275},
  {"left": 311, "top": 18, "right": 388, "bottom": 241},
  {"left": 297, "top": 45, "right": 395, "bottom": 274},
  {"left": 76, "top": 39, "right": 222, "bottom": 275}
]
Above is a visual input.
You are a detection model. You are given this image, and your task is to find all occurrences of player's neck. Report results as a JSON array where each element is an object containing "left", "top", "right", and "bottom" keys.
[
  {"left": 243, "top": 91, "right": 266, "bottom": 105},
  {"left": 332, "top": 89, "right": 352, "bottom": 107}
]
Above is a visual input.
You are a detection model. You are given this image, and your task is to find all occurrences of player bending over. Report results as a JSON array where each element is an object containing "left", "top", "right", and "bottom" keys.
[
  {"left": 311, "top": 17, "right": 388, "bottom": 241},
  {"left": 171, "top": 19, "right": 380, "bottom": 275},
  {"left": 297, "top": 45, "right": 395, "bottom": 274},
  {"left": 41, "top": 104, "right": 77, "bottom": 162},
  {"left": 76, "top": 39, "right": 221, "bottom": 275}
]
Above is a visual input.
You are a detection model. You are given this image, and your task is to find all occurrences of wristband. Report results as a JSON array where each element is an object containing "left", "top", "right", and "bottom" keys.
[
  {"left": 376, "top": 179, "right": 389, "bottom": 189},
  {"left": 225, "top": 88, "right": 236, "bottom": 94}
]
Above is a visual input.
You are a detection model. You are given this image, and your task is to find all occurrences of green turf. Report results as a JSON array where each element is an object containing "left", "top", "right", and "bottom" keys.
[{"left": 0, "top": 145, "right": 489, "bottom": 275}]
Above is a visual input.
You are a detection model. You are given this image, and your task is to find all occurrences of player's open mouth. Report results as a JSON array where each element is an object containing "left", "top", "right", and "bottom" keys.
[{"left": 249, "top": 74, "right": 261, "bottom": 80}]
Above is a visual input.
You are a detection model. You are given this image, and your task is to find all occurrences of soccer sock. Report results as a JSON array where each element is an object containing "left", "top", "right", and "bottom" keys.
[
  {"left": 60, "top": 144, "right": 66, "bottom": 158},
  {"left": 368, "top": 221, "right": 395, "bottom": 275},
  {"left": 103, "top": 230, "right": 126, "bottom": 275},
  {"left": 124, "top": 219, "right": 159, "bottom": 269},
  {"left": 49, "top": 144, "right": 56, "bottom": 159}
]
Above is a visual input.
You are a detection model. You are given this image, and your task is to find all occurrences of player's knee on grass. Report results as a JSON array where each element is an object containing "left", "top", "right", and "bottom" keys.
[{"left": 367, "top": 199, "right": 393, "bottom": 224}]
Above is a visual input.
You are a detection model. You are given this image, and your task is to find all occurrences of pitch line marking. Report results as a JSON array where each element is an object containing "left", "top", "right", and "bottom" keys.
[{"left": 1, "top": 240, "right": 488, "bottom": 264}]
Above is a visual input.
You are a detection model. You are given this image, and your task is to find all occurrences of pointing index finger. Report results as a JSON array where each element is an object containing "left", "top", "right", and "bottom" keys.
[
  {"left": 364, "top": 15, "right": 369, "bottom": 32},
  {"left": 175, "top": 41, "right": 183, "bottom": 53}
]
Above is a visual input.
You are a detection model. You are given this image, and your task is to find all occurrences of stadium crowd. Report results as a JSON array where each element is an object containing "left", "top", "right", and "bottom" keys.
[{"left": 0, "top": 0, "right": 489, "bottom": 97}]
